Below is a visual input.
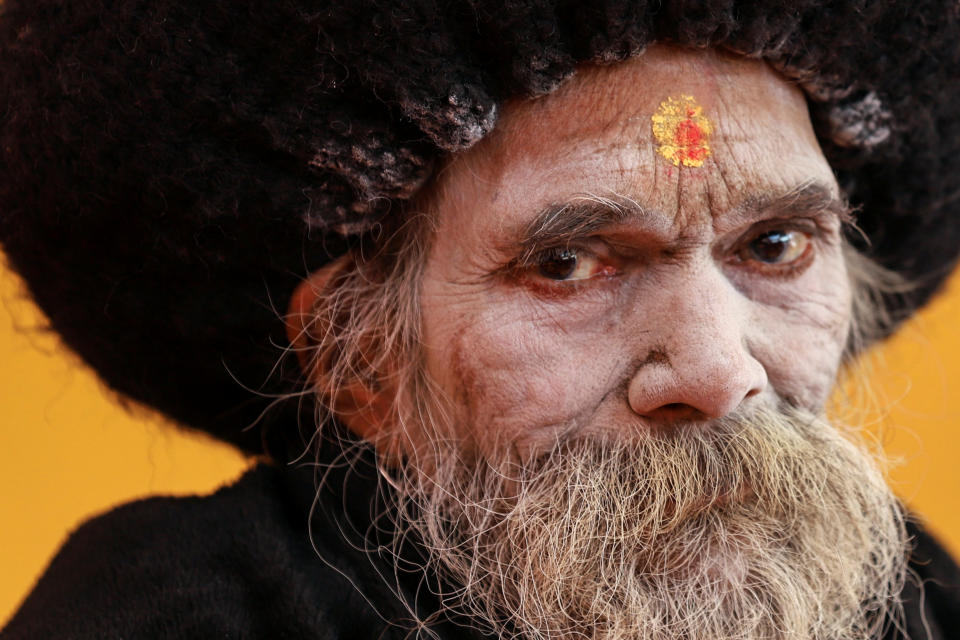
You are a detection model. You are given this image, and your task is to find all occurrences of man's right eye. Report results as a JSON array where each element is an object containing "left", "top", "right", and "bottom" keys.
[
  {"left": 532, "top": 247, "right": 616, "bottom": 282},
  {"left": 537, "top": 249, "right": 580, "bottom": 280}
]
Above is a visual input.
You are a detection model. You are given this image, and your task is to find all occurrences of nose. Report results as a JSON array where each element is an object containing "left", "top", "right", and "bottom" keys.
[{"left": 626, "top": 264, "right": 767, "bottom": 423}]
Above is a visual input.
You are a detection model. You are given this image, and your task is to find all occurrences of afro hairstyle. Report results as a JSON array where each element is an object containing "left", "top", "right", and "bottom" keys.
[{"left": 1, "top": 0, "right": 959, "bottom": 456}]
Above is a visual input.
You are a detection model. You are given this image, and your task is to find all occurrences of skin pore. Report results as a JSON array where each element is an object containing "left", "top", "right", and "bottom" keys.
[{"left": 417, "top": 44, "right": 853, "bottom": 457}]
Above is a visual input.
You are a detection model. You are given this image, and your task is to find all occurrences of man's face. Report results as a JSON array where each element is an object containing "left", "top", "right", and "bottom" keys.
[
  {"left": 418, "top": 45, "right": 852, "bottom": 456},
  {"left": 312, "top": 45, "right": 904, "bottom": 639}
]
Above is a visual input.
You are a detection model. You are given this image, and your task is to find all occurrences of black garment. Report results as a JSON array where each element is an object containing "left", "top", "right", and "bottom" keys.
[{"left": 2, "top": 462, "right": 958, "bottom": 639}]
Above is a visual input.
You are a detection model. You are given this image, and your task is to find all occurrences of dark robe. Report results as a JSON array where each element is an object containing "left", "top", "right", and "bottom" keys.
[{"left": 2, "top": 459, "right": 958, "bottom": 639}]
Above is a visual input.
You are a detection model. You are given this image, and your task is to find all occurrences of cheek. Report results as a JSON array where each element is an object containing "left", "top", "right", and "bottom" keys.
[
  {"left": 423, "top": 296, "right": 622, "bottom": 451},
  {"left": 745, "top": 260, "right": 852, "bottom": 409}
]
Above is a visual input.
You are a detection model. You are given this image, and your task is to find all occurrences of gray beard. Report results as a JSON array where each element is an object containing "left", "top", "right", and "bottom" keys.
[{"left": 387, "top": 405, "right": 907, "bottom": 640}]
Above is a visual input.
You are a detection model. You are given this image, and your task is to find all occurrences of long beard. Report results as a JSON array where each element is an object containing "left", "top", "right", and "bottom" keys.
[{"left": 387, "top": 406, "right": 907, "bottom": 639}]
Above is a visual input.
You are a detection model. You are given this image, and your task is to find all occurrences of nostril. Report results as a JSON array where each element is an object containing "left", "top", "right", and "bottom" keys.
[{"left": 648, "top": 403, "right": 707, "bottom": 423}]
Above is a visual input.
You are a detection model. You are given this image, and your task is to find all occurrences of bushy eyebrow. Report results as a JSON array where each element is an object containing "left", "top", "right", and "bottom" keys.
[
  {"left": 502, "top": 194, "right": 647, "bottom": 265},
  {"left": 733, "top": 181, "right": 854, "bottom": 227},
  {"left": 502, "top": 181, "right": 852, "bottom": 262}
]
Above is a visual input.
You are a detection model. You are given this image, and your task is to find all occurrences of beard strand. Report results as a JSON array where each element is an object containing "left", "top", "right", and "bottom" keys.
[{"left": 385, "top": 406, "right": 907, "bottom": 640}]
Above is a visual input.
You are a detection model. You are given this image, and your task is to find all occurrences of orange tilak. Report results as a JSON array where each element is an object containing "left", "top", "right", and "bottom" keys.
[{"left": 651, "top": 95, "right": 713, "bottom": 167}]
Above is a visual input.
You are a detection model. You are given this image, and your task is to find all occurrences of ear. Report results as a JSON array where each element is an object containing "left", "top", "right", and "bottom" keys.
[{"left": 286, "top": 256, "right": 396, "bottom": 447}]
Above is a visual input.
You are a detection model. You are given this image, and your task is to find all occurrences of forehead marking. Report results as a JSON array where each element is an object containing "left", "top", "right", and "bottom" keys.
[{"left": 651, "top": 95, "right": 713, "bottom": 168}]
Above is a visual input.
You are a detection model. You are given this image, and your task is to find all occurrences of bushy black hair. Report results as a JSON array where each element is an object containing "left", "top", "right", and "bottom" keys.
[{"left": 1, "top": 0, "right": 958, "bottom": 456}]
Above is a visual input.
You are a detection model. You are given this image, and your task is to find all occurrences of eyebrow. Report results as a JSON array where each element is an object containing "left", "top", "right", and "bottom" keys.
[{"left": 504, "top": 181, "right": 852, "bottom": 261}]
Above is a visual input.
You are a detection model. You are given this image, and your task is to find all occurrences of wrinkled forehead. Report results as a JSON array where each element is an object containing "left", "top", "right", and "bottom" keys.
[
  {"left": 430, "top": 45, "right": 837, "bottom": 237},
  {"left": 488, "top": 45, "right": 820, "bottom": 166}
]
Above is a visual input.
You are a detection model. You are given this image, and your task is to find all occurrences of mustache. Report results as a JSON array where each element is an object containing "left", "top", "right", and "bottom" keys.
[{"left": 420, "top": 405, "right": 867, "bottom": 521}]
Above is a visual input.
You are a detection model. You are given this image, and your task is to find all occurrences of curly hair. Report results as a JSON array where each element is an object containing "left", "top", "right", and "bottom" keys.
[{"left": 1, "top": 0, "right": 958, "bottom": 455}]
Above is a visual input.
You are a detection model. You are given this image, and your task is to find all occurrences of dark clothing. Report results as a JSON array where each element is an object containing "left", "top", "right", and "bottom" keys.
[{"left": 2, "top": 462, "right": 958, "bottom": 639}]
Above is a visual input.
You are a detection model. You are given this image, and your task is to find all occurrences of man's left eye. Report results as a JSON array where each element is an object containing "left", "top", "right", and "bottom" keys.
[{"left": 742, "top": 230, "right": 811, "bottom": 265}]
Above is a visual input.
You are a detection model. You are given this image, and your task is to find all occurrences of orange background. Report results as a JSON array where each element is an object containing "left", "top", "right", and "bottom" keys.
[{"left": 2, "top": 256, "right": 959, "bottom": 627}]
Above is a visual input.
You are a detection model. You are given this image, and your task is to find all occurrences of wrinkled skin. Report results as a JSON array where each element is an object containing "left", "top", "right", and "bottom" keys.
[{"left": 418, "top": 45, "right": 852, "bottom": 457}]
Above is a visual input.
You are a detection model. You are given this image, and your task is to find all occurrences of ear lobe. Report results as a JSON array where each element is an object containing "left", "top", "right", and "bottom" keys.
[
  {"left": 324, "top": 379, "right": 398, "bottom": 449},
  {"left": 286, "top": 255, "right": 395, "bottom": 446}
]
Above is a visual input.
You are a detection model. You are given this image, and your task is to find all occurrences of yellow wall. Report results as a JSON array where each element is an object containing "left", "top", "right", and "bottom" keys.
[
  {"left": 0, "top": 264, "right": 252, "bottom": 626},
  {"left": 1, "top": 258, "right": 959, "bottom": 627}
]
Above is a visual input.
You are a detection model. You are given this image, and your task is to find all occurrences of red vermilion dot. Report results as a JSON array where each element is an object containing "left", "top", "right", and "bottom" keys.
[
  {"left": 673, "top": 118, "right": 708, "bottom": 164},
  {"left": 674, "top": 118, "right": 704, "bottom": 148}
]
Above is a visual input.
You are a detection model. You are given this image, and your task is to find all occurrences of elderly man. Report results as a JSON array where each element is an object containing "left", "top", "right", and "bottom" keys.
[{"left": 1, "top": 1, "right": 959, "bottom": 639}]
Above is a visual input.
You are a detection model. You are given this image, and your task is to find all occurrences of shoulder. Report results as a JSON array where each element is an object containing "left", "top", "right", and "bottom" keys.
[
  {"left": 894, "top": 519, "right": 960, "bottom": 640},
  {"left": 0, "top": 464, "right": 410, "bottom": 640}
]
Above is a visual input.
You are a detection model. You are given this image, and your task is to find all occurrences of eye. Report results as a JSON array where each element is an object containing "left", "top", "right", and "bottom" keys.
[
  {"left": 742, "top": 229, "right": 811, "bottom": 266},
  {"left": 534, "top": 247, "right": 613, "bottom": 281}
]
